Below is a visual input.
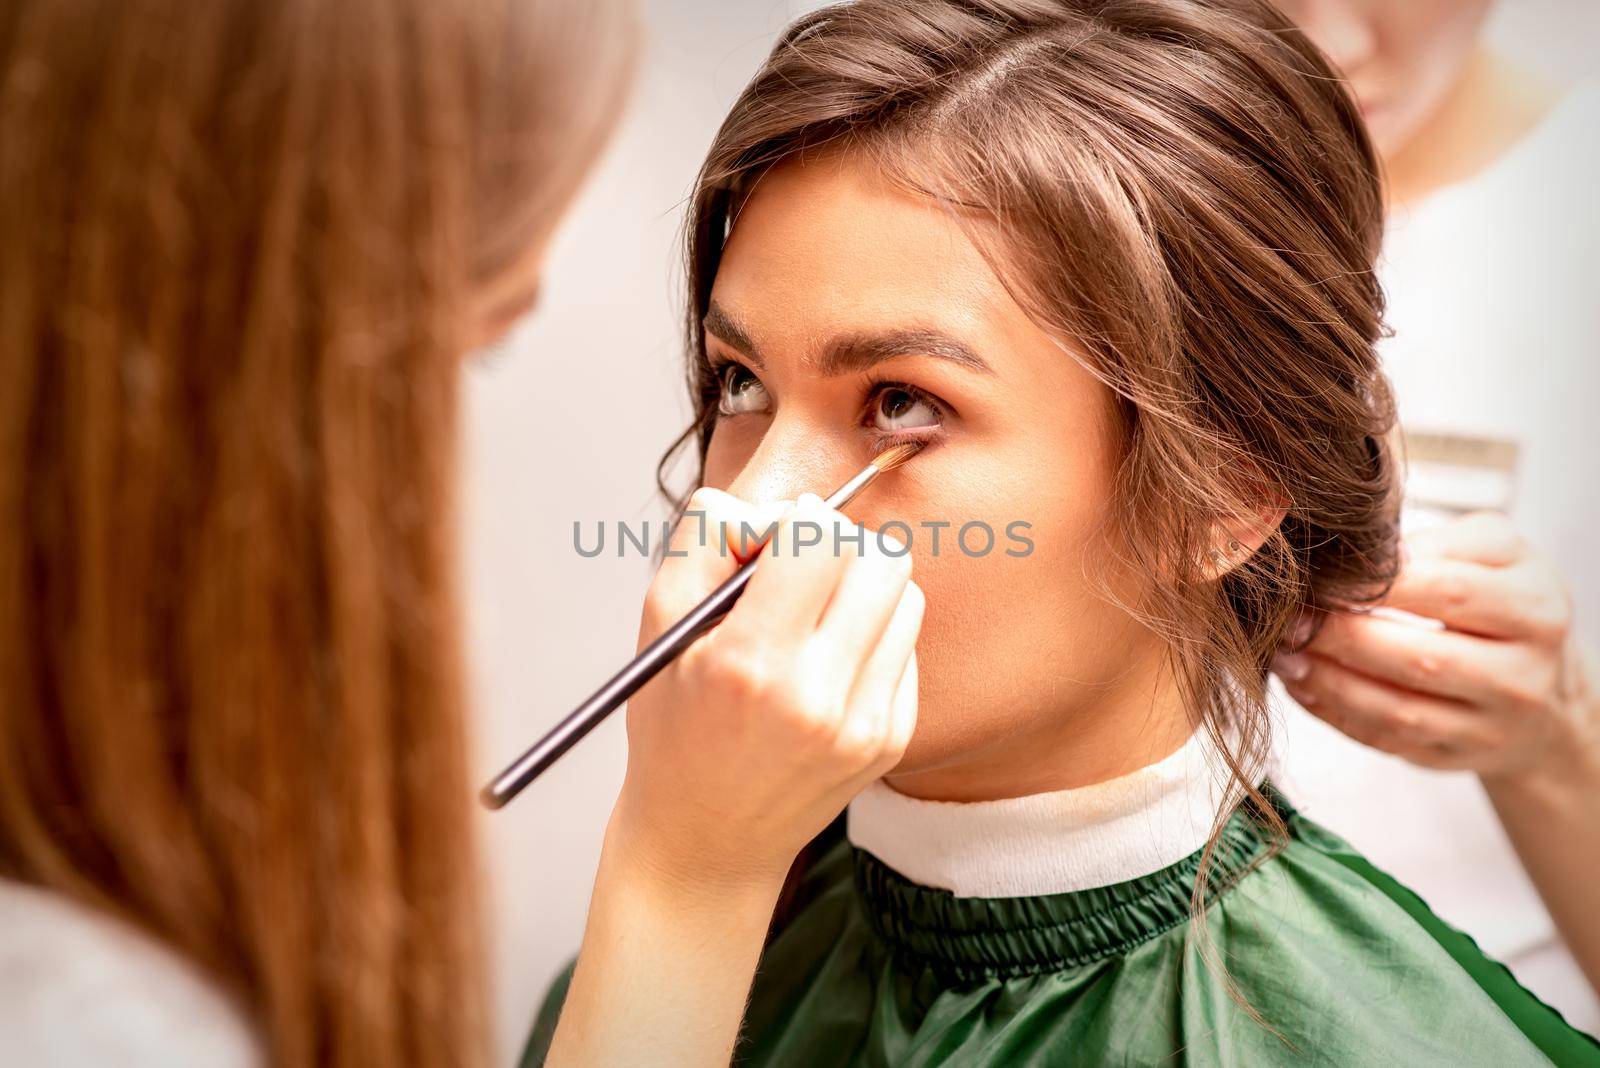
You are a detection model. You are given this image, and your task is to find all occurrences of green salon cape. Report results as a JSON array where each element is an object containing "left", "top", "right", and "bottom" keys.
[{"left": 522, "top": 788, "right": 1600, "bottom": 1066}]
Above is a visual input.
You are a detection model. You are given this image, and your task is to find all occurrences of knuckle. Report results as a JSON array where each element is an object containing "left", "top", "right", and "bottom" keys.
[
  {"left": 685, "top": 486, "right": 724, "bottom": 513},
  {"left": 801, "top": 702, "right": 848, "bottom": 747},
  {"left": 1403, "top": 720, "right": 1450, "bottom": 752},
  {"left": 832, "top": 715, "right": 882, "bottom": 763},
  {"left": 877, "top": 716, "right": 912, "bottom": 761},
  {"left": 682, "top": 488, "right": 721, "bottom": 527},
  {"left": 1388, "top": 707, "right": 1421, "bottom": 739},
  {"left": 792, "top": 496, "right": 830, "bottom": 525},
  {"left": 794, "top": 640, "right": 843, "bottom": 687},
  {"left": 1405, "top": 650, "right": 1445, "bottom": 685},
  {"left": 702, "top": 643, "right": 774, "bottom": 701},
  {"left": 790, "top": 669, "right": 845, "bottom": 731}
]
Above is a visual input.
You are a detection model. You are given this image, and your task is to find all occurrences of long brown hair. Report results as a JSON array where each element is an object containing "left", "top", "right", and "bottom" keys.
[
  {"left": 0, "top": 1, "right": 630, "bottom": 1064},
  {"left": 668, "top": 0, "right": 1399, "bottom": 957}
]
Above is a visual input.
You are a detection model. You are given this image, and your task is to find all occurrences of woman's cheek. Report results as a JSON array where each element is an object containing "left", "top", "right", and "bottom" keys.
[{"left": 702, "top": 418, "right": 778, "bottom": 492}]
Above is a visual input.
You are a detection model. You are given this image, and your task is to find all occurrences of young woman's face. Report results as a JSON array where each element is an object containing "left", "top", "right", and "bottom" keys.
[
  {"left": 1276, "top": 0, "right": 1493, "bottom": 157},
  {"left": 700, "top": 152, "right": 1181, "bottom": 800}
]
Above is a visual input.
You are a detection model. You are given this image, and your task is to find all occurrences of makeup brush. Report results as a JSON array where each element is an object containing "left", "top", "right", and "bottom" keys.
[{"left": 480, "top": 440, "right": 924, "bottom": 810}]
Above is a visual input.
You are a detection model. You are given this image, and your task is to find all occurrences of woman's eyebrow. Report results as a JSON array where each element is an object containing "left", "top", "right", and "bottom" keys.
[
  {"left": 820, "top": 329, "right": 995, "bottom": 376},
  {"left": 703, "top": 300, "right": 764, "bottom": 367},
  {"left": 704, "top": 299, "right": 995, "bottom": 377}
]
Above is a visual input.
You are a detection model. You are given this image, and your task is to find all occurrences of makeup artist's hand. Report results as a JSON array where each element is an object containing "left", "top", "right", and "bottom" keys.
[
  {"left": 1271, "top": 511, "right": 1596, "bottom": 782},
  {"left": 612, "top": 488, "right": 924, "bottom": 893},
  {"left": 546, "top": 491, "right": 923, "bottom": 1068}
]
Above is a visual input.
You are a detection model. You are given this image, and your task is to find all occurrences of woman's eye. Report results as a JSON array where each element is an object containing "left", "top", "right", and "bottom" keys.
[
  {"left": 871, "top": 385, "right": 941, "bottom": 432},
  {"left": 717, "top": 364, "right": 770, "bottom": 416}
]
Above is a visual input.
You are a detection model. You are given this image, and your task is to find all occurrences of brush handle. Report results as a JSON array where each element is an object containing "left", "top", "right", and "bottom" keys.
[
  {"left": 480, "top": 464, "right": 885, "bottom": 810},
  {"left": 479, "top": 557, "right": 756, "bottom": 809}
]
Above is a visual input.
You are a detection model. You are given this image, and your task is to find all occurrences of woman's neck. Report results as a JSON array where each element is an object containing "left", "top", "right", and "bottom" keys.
[
  {"left": 884, "top": 649, "right": 1195, "bottom": 803},
  {"left": 1385, "top": 50, "right": 1564, "bottom": 210}
]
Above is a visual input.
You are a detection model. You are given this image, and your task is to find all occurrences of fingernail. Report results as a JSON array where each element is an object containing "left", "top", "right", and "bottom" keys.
[
  {"left": 878, "top": 531, "right": 906, "bottom": 556},
  {"left": 1288, "top": 612, "right": 1314, "bottom": 647},
  {"left": 1271, "top": 652, "right": 1311, "bottom": 682},
  {"left": 797, "top": 493, "right": 823, "bottom": 510}
]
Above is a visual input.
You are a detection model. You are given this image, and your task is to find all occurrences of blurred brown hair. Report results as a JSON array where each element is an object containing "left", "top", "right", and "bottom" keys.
[
  {"left": 668, "top": 0, "right": 1399, "bottom": 966},
  {"left": 0, "top": 0, "right": 630, "bottom": 1064}
]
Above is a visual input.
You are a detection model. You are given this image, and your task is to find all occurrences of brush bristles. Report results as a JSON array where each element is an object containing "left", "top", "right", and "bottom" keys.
[{"left": 871, "top": 440, "right": 925, "bottom": 473}]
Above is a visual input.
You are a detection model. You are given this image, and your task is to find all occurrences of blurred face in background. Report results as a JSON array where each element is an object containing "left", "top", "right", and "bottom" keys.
[{"left": 1277, "top": 0, "right": 1495, "bottom": 156}]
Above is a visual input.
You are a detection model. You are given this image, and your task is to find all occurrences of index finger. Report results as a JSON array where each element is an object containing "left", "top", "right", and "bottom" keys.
[
  {"left": 1382, "top": 555, "right": 1566, "bottom": 642},
  {"left": 1404, "top": 511, "right": 1525, "bottom": 568},
  {"left": 645, "top": 489, "right": 790, "bottom": 632},
  {"left": 722, "top": 494, "right": 856, "bottom": 647},
  {"left": 1303, "top": 609, "right": 1520, "bottom": 705},
  {"left": 664, "top": 488, "right": 789, "bottom": 562}
]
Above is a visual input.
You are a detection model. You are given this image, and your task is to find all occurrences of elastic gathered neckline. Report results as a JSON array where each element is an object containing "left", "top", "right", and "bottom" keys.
[{"left": 851, "top": 787, "right": 1293, "bottom": 981}]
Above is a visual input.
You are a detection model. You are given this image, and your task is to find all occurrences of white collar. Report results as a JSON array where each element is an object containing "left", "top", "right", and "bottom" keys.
[{"left": 846, "top": 728, "right": 1229, "bottom": 899}]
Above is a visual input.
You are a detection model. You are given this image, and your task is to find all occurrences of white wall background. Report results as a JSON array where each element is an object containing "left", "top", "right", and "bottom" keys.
[
  {"left": 462, "top": 3, "right": 820, "bottom": 1061},
  {"left": 461, "top": 2, "right": 1600, "bottom": 1062}
]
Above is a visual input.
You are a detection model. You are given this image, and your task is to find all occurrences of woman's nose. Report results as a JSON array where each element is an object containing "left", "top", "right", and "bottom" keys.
[
  {"left": 1301, "top": 0, "right": 1376, "bottom": 76},
  {"left": 722, "top": 418, "right": 856, "bottom": 506}
]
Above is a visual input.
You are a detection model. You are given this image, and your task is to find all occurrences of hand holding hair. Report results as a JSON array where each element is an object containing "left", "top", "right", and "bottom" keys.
[
  {"left": 1274, "top": 510, "right": 1594, "bottom": 780},
  {"left": 1274, "top": 510, "right": 1600, "bottom": 995}
]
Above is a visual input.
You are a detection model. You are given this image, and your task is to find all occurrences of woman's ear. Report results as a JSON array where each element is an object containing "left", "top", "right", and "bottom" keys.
[{"left": 1201, "top": 500, "right": 1288, "bottom": 581}]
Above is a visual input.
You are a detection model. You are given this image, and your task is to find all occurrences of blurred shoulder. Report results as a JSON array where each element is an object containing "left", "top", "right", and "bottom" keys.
[{"left": 0, "top": 878, "right": 263, "bottom": 1068}]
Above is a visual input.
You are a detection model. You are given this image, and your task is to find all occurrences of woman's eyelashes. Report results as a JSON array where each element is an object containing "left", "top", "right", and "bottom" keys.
[{"left": 712, "top": 359, "right": 947, "bottom": 437}]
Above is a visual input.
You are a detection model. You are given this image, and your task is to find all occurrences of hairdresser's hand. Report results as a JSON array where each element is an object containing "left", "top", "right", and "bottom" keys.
[
  {"left": 1272, "top": 511, "right": 1598, "bottom": 783},
  {"left": 1272, "top": 512, "right": 1600, "bottom": 998},
  {"left": 612, "top": 488, "right": 924, "bottom": 895}
]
